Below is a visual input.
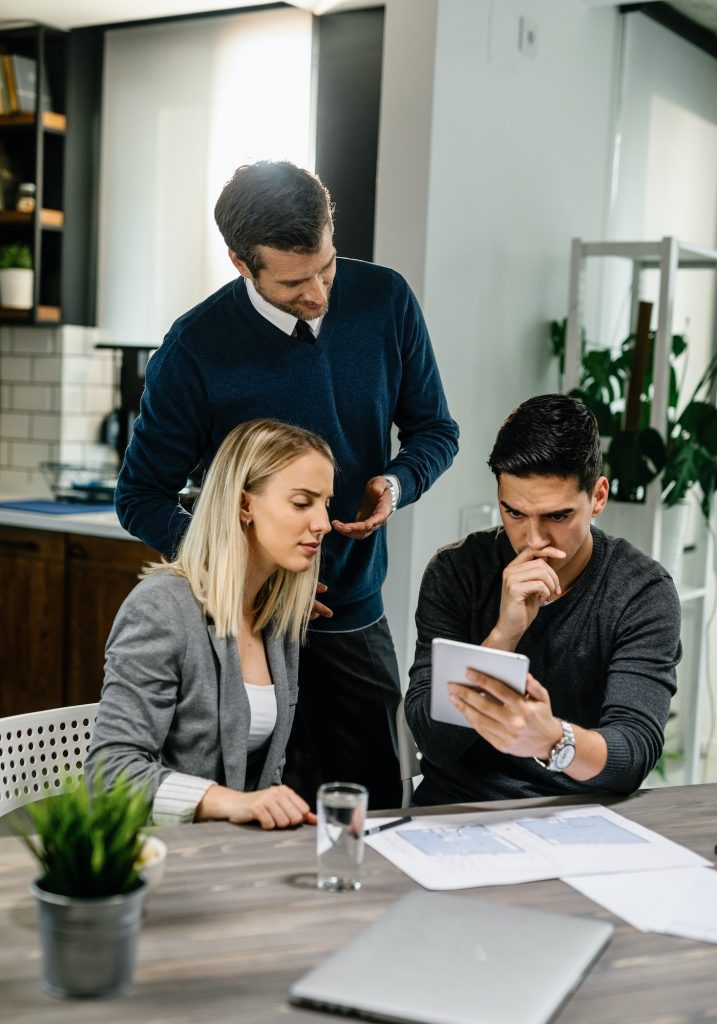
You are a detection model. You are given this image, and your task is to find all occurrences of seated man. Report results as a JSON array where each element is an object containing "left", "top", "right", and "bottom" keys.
[{"left": 404, "top": 394, "right": 681, "bottom": 805}]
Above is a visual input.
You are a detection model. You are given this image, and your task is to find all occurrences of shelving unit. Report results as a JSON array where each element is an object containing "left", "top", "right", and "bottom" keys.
[
  {"left": 564, "top": 236, "right": 717, "bottom": 784},
  {"left": 0, "top": 23, "right": 97, "bottom": 326}
]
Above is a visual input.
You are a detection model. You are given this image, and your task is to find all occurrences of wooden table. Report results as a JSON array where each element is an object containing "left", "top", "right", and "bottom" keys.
[{"left": 1, "top": 784, "right": 716, "bottom": 1023}]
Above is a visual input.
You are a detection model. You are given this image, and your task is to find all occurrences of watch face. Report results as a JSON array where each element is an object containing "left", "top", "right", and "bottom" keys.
[{"left": 553, "top": 742, "right": 576, "bottom": 770}]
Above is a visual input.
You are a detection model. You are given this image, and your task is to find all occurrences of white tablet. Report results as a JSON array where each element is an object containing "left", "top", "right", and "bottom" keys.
[{"left": 431, "top": 637, "right": 530, "bottom": 728}]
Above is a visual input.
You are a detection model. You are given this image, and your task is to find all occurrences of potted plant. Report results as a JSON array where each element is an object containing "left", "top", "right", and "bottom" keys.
[
  {"left": 0, "top": 241, "right": 33, "bottom": 309},
  {"left": 549, "top": 312, "right": 717, "bottom": 581},
  {"left": 550, "top": 315, "right": 717, "bottom": 519},
  {"left": 17, "top": 772, "right": 151, "bottom": 999}
]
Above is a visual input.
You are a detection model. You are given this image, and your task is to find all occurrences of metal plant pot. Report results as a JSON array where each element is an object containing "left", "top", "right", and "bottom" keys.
[{"left": 31, "top": 880, "right": 146, "bottom": 999}]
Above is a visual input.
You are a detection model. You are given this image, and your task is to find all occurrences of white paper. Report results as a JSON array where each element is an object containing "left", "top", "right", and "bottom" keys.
[
  {"left": 565, "top": 866, "right": 717, "bottom": 943},
  {"left": 665, "top": 869, "right": 717, "bottom": 943},
  {"left": 364, "top": 804, "right": 709, "bottom": 891}
]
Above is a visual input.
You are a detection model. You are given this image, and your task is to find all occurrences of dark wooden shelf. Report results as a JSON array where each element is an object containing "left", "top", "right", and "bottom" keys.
[
  {"left": 40, "top": 208, "right": 63, "bottom": 228},
  {"left": 0, "top": 111, "right": 67, "bottom": 132},
  {"left": 0, "top": 208, "right": 63, "bottom": 227},
  {"left": 0, "top": 23, "right": 98, "bottom": 327},
  {"left": 0, "top": 210, "right": 32, "bottom": 223},
  {"left": 0, "top": 304, "right": 61, "bottom": 323}
]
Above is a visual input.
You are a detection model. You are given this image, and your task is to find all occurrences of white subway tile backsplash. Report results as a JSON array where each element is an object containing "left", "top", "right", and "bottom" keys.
[
  {"left": 1, "top": 325, "right": 125, "bottom": 484},
  {"left": 56, "top": 441, "right": 85, "bottom": 464},
  {"left": 62, "top": 355, "right": 91, "bottom": 388},
  {"left": 61, "top": 414, "right": 100, "bottom": 443},
  {"left": 13, "top": 328, "right": 59, "bottom": 355},
  {"left": 9, "top": 439, "right": 55, "bottom": 470},
  {"left": 0, "top": 467, "right": 37, "bottom": 493},
  {"left": 2, "top": 356, "right": 32, "bottom": 382},
  {"left": 12, "top": 384, "right": 54, "bottom": 412},
  {"left": 32, "top": 356, "right": 63, "bottom": 384},
  {"left": 84, "top": 388, "right": 114, "bottom": 415},
  {"left": 57, "top": 439, "right": 117, "bottom": 469},
  {"left": 31, "top": 413, "right": 61, "bottom": 441},
  {"left": 60, "top": 326, "right": 98, "bottom": 356},
  {"left": 88, "top": 353, "right": 115, "bottom": 388},
  {"left": 0, "top": 413, "right": 31, "bottom": 439},
  {"left": 60, "top": 383, "right": 85, "bottom": 413},
  {"left": 86, "top": 442, "right": 117, "bottom": 468}
]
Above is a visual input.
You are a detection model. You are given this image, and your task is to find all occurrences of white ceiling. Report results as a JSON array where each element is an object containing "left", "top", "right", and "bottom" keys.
[
  {"left": 0, "top": 0, "right": 713, "bottom": 39},
  {"left": 0, "top": 0, "right": 382, "bottom": 32}
]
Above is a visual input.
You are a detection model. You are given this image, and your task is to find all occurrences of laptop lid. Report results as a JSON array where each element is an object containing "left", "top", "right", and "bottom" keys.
[{"left": 290, "top": 891, "right": 613, "bottom": 1024}]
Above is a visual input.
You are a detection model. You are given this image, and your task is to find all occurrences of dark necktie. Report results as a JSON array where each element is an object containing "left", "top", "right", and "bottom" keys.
[{"left": 293, "top": 319, "right": 315, "bottom": 344}]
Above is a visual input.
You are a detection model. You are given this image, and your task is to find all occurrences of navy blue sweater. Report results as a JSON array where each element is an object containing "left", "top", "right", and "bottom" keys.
[{"left": 115, "top": 258, "right": 459, "bottom": 630}]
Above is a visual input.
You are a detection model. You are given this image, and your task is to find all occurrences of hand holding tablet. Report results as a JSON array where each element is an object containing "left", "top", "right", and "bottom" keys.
[{"left": 430, "top": 638, "right": 529, "bottom": 728}]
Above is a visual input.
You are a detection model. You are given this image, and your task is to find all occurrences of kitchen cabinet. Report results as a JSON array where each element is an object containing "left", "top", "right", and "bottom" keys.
[
  {"left": 65, "top": 534, "right": 157, "bottom": 706},
  {"left": 0, "top": 527, "right": 64, "bottom": 715},
  {"left": 0, "top": 525, "right": 157, "bottom": 715}
]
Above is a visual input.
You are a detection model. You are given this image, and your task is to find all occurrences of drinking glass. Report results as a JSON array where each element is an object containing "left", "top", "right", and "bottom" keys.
[{"left": 316, "top": 782, "right": 368, "bottom": 891}]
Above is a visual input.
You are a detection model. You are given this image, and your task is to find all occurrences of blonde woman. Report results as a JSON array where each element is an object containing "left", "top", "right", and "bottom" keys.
[{"left": 87, "top": 419, "right": 334, "bottom": 829}]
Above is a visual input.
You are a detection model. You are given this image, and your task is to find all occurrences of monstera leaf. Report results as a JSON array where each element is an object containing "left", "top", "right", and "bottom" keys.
[{"left": 606, "top": 428, "right": 666, "bottom": 502}]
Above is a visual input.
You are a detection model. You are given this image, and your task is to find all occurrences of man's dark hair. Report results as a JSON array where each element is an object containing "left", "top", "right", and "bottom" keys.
[
  {"left": 488, "top": 394, "right": 603, "bottom": 494},
  {"left": 214, "top": 161, "right": 334, "bottom": 275}
]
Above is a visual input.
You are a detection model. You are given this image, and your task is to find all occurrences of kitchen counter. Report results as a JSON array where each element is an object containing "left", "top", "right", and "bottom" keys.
[{"left": 0, "top": 495, "right": 133, "bottom": 541}]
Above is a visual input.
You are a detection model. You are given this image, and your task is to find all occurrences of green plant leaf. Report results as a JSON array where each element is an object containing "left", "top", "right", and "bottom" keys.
[
  {"left": 15, "top": 769, "right": 151, "bottom": 898},
  {"left": 0, "top": 243, "right": 32, "bottom": 270},
  {"left": 678, "top": 401, "right": 717, "bottom": 455},
  {"left": 607, "top": 428, "right": 666, "bottom": 501}
]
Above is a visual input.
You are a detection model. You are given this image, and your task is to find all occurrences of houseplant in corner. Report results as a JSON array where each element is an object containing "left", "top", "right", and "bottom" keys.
[
  {"left": 0, "top": 241, "right": 33, "bottom": 309},
  {"left": 18, "top": 772, "right": 151, "bottom": 999},
  {"left": 549, "top": 310, "right": 717, "bottom": 579}
]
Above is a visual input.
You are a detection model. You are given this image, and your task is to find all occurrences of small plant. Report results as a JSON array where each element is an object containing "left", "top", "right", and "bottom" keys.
[
  {"left": 0, "top": 242, "right": 32, "bottom": 270},
  {"left": 18, "top": 772, "right": 151, "bottom": 899},
  {"left": 549, "top": 318, "right": 717, "bottom": 521}
]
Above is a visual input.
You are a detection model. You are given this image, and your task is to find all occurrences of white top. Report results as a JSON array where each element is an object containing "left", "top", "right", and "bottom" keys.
[
  {"left": 245, "top": 277, "right": 324, "bottom": 338},
  {"left": 244, "top": 682, "right": 278, "bottom": 752}
]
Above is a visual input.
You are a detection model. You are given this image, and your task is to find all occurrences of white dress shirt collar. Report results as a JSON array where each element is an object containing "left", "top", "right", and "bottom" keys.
[{"left": 245, "top": 277, "right": 324, "bottom": 338}]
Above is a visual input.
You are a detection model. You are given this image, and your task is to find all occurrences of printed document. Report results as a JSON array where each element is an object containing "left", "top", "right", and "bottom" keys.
[{"left": 365, "top": 805, "right": 709, "bottom": 891}]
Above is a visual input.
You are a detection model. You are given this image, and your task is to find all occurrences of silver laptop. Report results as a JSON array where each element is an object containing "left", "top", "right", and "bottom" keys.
[{"left": 290, "top": 891, "right": 612, "bottom": 1024}]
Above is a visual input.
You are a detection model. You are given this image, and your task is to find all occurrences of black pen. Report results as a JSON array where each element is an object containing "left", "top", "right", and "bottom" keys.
[{"left": 364, "top": 816, "right": 412, "bottom": 836}]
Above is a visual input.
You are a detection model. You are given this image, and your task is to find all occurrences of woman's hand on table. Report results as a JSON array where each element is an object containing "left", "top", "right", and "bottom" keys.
[{"left": 196, "top": 783, "right": 317, "bottom": 829}]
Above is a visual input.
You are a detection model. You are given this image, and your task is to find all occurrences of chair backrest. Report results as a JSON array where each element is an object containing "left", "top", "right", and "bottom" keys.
[
  {"left": 396, "top": 697, "right": 422, "bottom": 808},
  {"left": 0, "top": 704, "right": 99, "bottom": 818}
]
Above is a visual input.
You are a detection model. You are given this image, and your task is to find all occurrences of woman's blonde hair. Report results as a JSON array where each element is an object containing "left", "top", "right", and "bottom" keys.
[{"left": 144, "top": 419, "right": 334, "bottom": 642}]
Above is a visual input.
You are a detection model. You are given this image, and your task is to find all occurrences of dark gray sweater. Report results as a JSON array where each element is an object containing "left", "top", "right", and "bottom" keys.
[{"left": 404, "top": 526, "right": 681, "bottom": 805}]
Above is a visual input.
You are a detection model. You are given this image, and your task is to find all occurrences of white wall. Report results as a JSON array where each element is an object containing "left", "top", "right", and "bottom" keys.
[{"left": 377, "top": 0, "right": 620, "bottom": 680}]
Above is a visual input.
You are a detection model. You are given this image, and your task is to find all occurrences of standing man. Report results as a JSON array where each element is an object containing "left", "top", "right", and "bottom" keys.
[{"left": 115, "top": 161, "right": 459, "bottom": 809}]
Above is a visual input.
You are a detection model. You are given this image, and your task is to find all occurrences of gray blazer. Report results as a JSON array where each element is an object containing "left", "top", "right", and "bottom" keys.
[{"left": 86, "top": 572, "right": 299, "bottom": 802}]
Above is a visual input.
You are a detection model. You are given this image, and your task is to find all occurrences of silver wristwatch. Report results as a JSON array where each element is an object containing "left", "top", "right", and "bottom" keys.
[
  {"left": 534, "top": 720, "right": 576, "bottom": 772},
  {"left": 383, "top": 475, "right": 399, "bottom": 515}
]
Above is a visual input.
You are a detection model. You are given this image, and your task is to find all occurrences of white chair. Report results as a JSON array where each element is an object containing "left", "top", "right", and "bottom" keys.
[
  {"left": 0, "top": 704, "right": 99, "bottom": 818},
  {"left": 396, "top": 697, "right": 422, "bottom": 807}
]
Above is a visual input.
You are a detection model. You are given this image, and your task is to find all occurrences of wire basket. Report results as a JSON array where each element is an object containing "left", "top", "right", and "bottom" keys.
[{"left": 39, "top": 462, "right": 117, "bottom": 504}]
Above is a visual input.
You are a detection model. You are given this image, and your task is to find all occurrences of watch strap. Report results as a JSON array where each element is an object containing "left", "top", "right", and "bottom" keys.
[
  {"left": 534, "top": 720, "right": 575, "bottom": 771},
  {"left": 384, "top": 475, "right": 399, "bottom": 515}
]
